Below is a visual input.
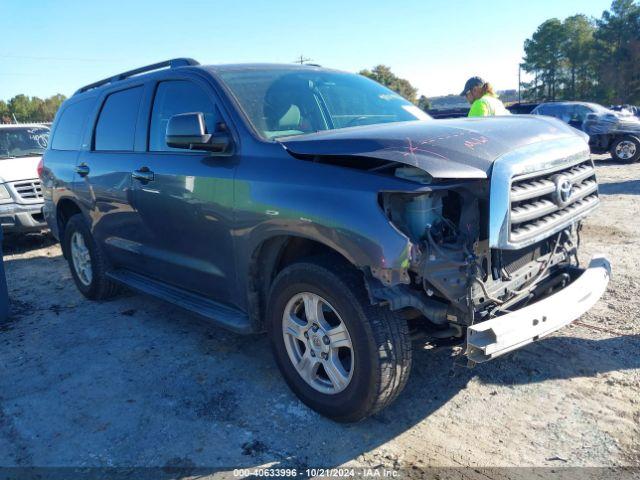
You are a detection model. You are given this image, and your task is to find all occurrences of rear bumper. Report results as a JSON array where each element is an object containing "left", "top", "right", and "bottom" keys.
[
  {"left": 0, "top": 202, "right": 46, "bottom": 233},
  {"left": 466, "top": 255, "right": 611, "bottom": 363}
]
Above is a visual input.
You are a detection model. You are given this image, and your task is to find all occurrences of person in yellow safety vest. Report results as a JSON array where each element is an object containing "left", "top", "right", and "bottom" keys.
[{"left": 460, "top": 76, "right": 510, "bottom": 117}]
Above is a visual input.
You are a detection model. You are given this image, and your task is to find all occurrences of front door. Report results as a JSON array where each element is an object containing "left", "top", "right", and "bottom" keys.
[{"left": 130, "top": 79, "right": 237, "bottom": 305}]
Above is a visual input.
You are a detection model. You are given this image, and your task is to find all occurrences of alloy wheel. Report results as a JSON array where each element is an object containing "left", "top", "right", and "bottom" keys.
[
  {"left": 70, "top": 231, "right": 93, "bottom": 286},
  {"left": 282, "top": 292, "right": 354, "bottom": 394},
  {"left": 615, "top": 140, "right": 637, "bottom": 160}
]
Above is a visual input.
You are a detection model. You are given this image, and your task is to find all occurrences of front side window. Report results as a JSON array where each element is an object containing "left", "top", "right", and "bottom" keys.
[
  {"left": 0, "top": 127, "right": 50, "bottom": 159},
  {"left": 217, "top": 68, "right": 430, "bottom": 140},
  {"left": 573, "top": 105, "right": 592, "bottom": 123},
  {"left": 94, "top": 86, "right": 143, "bottom": 151},
  {"left": 538, "top": 104, "right": 570, "bottom": 121},
  {"left": 149, "top": 80, "right": 218, "bottom": 152}
]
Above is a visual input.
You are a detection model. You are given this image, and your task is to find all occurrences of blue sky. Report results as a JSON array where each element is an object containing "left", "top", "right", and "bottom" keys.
[{"left": 1, "top": 0, "right": 613, "bottom": 100}]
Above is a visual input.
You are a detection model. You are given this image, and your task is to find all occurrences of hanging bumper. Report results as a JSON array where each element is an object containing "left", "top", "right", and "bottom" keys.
[{"left": 466, "top": 255, "right": 611, "bottom": 363}]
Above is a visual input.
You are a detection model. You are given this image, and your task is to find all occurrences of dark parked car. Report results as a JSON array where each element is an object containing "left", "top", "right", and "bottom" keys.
[
  {"left": 610, "top": 104, "right": 639, "bottom": 118},
  {"left": 531, "top": 101, "right": 640, "bottom": 162},
  {"left": 506, "top": 102, "right": 540, "bottom": 115},
  {"left": 41, "top": 59, "right": 610, "bottom": 421}
]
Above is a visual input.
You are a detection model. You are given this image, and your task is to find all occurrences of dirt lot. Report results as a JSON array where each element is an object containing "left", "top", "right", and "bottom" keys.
[{"left": 0, "top": 155, "right": 638, "bottom": 475}]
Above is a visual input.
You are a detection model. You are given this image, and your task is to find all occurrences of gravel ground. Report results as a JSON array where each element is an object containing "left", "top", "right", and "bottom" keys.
[{"left": 0, "top": 155, "right": 638, "bottom": 475}]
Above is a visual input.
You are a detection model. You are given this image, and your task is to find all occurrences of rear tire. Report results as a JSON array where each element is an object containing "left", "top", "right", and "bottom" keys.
[
  {"left": 267, "top": 257, "right": 412, "bottom": 422},
  {"left": 610, "top": 135, "right": 640, "bottom": 162},
  {"left": 63, "top": 214, "right": 120, "bottom": 300}
]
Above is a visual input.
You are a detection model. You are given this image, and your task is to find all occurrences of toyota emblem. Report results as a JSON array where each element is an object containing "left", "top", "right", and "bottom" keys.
[{"left": 553, "top": 175, "right": 573, "bottom": 207}]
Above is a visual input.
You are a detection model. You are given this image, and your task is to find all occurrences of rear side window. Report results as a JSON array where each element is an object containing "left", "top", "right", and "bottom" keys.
[
  {"left": 51, "top": 99, "right": 94, "bottom": 151},
  {"left": 149, "top": 80, "right": 218, "bottom": 152},
  {"left": 94, "top": 86, "right": 143, "bottom": 151}
]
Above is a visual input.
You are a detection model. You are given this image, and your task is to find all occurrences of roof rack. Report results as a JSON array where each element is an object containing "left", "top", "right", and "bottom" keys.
[{"left": 74, "top": 58, "right": 200, "bottom": 95}]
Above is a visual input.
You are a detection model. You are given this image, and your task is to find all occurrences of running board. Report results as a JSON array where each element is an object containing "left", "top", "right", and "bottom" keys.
[{"left": 107, "top": 270, "right": 253, "bottom": 334}]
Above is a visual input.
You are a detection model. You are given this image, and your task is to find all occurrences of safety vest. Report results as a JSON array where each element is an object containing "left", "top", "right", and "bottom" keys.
[{"left": 468, "top": 94, "right": 510, "bottom": 117}]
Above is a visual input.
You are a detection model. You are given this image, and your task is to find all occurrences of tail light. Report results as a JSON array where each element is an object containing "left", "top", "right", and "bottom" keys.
[{"left": 37, "top": 158, "right": 44, "bottom": 178}]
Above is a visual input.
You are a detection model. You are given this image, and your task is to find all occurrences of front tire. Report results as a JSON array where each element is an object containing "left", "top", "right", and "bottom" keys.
[
  {"left": 63, "top": 214, "right": 119, "bottom": 300},
  {"left": 267, "top": 258, "right": 412, "bottom": 422},
  {"left": 610, "top": 135, "right": 640, "bottom": 162}
]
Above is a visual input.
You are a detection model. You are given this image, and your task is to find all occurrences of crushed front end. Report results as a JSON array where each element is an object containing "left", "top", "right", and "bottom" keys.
[{"left": 371, "top": 137, "right": 611, "bottom": 363}]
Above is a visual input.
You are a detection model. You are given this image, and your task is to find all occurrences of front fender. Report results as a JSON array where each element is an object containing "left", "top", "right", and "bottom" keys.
[{"left": 233, "top": 156, "right": 418, "bottom": 280}]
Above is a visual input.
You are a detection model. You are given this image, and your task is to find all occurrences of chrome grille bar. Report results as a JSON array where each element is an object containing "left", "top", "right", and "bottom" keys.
[
  {"left": 509, "top": 159, "right": 599, "bottom": 244},
  {"left": 510, "top": 180, "right": 598, "bottom": 224},
  {"left": 511, "top": 194, "right": 599, "bottom": 243},
  {"left": 489, "top": 136, "right": 595, "bottom": 250},
  {"left": 510, "top": 163, "right": 595, "bottom": 202},
  {"left": 9, "top": 179, "right": 44, "bottom": 204}
]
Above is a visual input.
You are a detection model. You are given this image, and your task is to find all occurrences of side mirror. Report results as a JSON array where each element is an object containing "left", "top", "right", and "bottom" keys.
[{"left": 166, "top": 112, "right": 232, "bottom": 153}]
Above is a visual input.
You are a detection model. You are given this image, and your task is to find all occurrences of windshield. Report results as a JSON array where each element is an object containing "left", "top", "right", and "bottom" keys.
[
  {"left": 217, "top": 68, "right": 430, "bottom": 139},
  {"left": 584, "top": 103, "right": 613, "bottom": 114},
  {"left": 0, "top": 126, "right": 50, "bottom": 159}
]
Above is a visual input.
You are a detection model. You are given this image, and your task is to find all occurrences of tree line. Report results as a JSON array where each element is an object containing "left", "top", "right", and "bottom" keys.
[
  {"left": 523, "top": 0, "right": 640, "bottom": 104},
  {"left": 0, "top": 94, "right": 67, "bottom": 124},
  {"left": 359, "top": 65, "right": 431, "bottom": 110}
]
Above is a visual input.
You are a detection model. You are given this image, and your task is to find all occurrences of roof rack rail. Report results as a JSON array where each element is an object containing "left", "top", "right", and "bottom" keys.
[{"left": 74, "top": 58, "right": 200, "bottom": 95}]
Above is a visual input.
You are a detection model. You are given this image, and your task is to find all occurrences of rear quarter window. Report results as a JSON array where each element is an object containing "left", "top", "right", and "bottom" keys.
[
  {"left": 94, "top": 86, "right": 143, "bottom": 151},
  {"left": 51, "top": 98, "right": 95, "bottom": 151}
]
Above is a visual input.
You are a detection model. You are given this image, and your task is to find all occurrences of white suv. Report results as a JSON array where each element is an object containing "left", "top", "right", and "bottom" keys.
[{"left": 0, "top": 124, "right": 49, "bottom": 234}]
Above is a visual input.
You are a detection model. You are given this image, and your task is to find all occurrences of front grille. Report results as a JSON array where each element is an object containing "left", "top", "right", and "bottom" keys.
[
  {"left": 11, "top": 180, "right": 43, "bottom": 203},
  {"left": 509, "top": 160, "right": 599, "bottom": 244}
]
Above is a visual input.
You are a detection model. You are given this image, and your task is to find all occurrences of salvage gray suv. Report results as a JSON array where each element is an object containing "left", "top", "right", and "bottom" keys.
[{"left": 41, "top": 59, "right": 611, "bottom": 422}]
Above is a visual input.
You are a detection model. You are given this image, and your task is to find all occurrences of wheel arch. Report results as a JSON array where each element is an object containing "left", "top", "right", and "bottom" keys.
[
  {"left": 247, "top": 234, "right": 361, "bottom": 332},
  {"left": 56, "top": 197, "right": 83, "bottom": 255}
]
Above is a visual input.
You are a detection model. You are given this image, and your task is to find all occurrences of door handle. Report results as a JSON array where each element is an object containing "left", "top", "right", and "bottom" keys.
[
  {"left": 75, "top": 164, "right": 90, "bottom": 177},
  {"left": 132, "top": 167, "right": 154, "bottom": 183}
]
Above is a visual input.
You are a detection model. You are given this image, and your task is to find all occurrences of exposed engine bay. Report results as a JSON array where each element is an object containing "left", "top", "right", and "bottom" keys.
[{"left": 371, "top": 165, "right": 584, "bottom": 341}]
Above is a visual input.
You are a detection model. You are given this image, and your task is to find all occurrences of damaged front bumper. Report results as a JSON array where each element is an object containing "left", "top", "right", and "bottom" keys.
[{"left": 466, "top": 255, "right": 611, "bottom": 363}]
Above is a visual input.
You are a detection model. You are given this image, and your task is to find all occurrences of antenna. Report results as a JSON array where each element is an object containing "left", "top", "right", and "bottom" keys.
[{"left": 294, "top": 54, "right": 312, "bottom": 65}]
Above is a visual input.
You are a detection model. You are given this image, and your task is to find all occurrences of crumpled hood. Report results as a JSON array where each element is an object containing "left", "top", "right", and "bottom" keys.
[
  {"left": 583, "top": 111, "right": 640, "bottom": 136},
  {"left": 0, "top": 156, "right": 42, "bottom": 183},
  {"left": 279, "top": 115, "right": 585, "bottom": 179}
]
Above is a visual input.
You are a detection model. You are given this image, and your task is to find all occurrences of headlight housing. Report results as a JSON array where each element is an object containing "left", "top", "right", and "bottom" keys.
[{"left": 0, "top": 184, "right": 12, "bottom": 203}]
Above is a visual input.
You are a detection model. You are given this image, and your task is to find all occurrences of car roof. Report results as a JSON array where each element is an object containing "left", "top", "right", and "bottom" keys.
[
  {"left": 71, "top": 59, "right": 343, "bottom": 99},
  {"left": 536, "top": 101, "right": 601, "bottom": 109},
  {"left": 204, "top": 63, "right": 340, "bottom": 74}
]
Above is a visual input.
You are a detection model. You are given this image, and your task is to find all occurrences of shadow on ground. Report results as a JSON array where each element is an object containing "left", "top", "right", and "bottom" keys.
[
  {"left": 0, "top": 254, "right": 637, "bottom": 474},
  {"left": 2, "top": 232, "right": 56, "bottom": 256},
  {"left": 598, "top": 179, "right": 640, "bottom": 195}
]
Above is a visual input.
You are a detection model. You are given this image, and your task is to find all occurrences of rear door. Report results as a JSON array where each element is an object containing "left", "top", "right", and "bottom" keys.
[
  {"left": 73, "top": 84, "right": 149, "bottom": 270},
  {"left": 129, "top": 77, "right": 238, "bottom": 304}
]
